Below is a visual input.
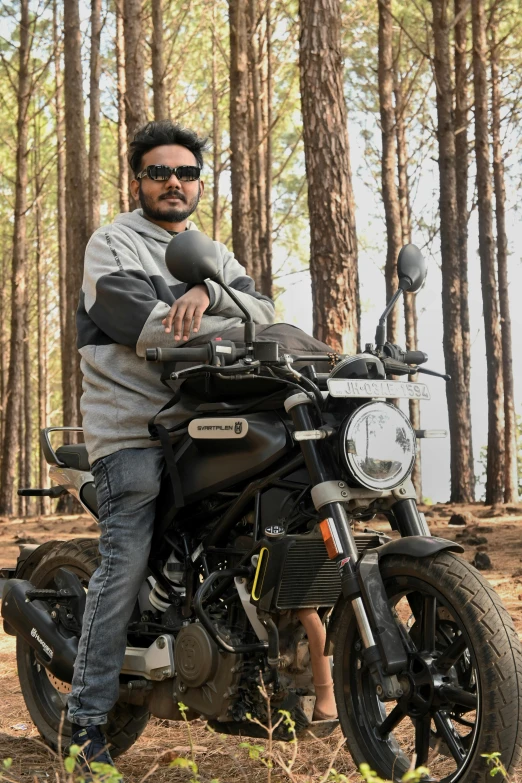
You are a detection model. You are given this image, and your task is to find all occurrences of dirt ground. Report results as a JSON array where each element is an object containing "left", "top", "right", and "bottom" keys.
[{"left": 1, "top": 503, "right": 522, "bottom": 782}]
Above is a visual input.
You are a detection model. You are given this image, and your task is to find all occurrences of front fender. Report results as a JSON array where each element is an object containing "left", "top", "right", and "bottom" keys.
[{"left": 324, "top": 536, "right": 463, "bottom": 655}]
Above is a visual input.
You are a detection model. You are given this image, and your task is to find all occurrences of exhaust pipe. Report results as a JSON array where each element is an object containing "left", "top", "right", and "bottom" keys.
[{"left": 2, "top": 579, "right": 78, "bottom": 683}]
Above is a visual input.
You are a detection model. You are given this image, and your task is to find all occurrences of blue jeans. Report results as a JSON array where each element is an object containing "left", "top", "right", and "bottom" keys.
[{"left": 67, "top": 447, "right": 164, "bottom": 726}]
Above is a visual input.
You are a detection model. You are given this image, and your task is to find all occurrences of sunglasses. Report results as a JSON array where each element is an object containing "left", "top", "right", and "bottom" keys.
[{"left": 136, "top": 164, "right": 201, "bottom": 182}]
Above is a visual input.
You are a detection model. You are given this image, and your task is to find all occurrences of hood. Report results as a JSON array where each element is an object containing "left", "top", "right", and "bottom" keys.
[{"left": 114, "top": 209, "right": 198, "bottom": 243}]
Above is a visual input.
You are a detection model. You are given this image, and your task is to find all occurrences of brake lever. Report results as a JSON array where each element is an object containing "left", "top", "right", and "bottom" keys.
[{"left": 383, "top": 358, "right": 451, "bottom": 382}]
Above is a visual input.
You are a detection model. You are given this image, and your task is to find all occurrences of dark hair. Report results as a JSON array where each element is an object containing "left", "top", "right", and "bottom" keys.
[{"left": 128, "top": 120, "right": 209, "bottom": 175}]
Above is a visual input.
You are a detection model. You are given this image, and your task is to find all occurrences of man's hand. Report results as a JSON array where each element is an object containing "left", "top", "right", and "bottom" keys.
[{"left": 162, "top": 284, "right": 210, "bottom": 341}]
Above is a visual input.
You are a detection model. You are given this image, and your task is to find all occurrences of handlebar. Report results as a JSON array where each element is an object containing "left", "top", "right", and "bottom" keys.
[
  {"left": 146, "top": 340, "right": 245, "bottom": 365},
  {"left": 402, "top": 350, "right": 428, "bottom": 365}
]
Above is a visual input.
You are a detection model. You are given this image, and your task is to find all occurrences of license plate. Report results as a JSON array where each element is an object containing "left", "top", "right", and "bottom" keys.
[{"left": 327, "top": 378, "right": 431, "bottom": 400}]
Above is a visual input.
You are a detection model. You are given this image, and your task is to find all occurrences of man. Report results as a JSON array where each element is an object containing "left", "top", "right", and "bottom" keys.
[{"left": 69, "top": 120, "right": 329, "bottom": 774}]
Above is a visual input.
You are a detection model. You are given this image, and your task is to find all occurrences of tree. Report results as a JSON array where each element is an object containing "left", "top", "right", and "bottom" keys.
[
  {"left": 472, "top": 0, "right": 505, "bottom": 505},
  {"left": 89, "top": 0, "right": 102, "bottom": 235},
  {"left": 0, "top": 0, "right": 32, "bottom": 514},
  {"left": 151, "top": 0, "right": 167, "bottom": 121},
  {"left": 115, "top": 0, "right": 129, "bottom": 213},
  {"left": 490, "top": 13, "right": 518, "bottom": 501},
  {"left": 229, "top": 0, "right": 252, "bottom": 274},
  {"left": 64, "top": 0, "right": 89, "bottom": 424},
  {"left": 378, "top": 0, "right": 401, "bottom": 345},
  {"left": 123, "top": 0, "right": 147, "bottom": 142},
  {"left": 298, "top": 0, "right": 359, "bottom": 354},
  {"left": 431, "top": 0, "right": 474, "bottom": 502},
  {"left": 454, "top": 0, "right": 474, "bottom": 486}
]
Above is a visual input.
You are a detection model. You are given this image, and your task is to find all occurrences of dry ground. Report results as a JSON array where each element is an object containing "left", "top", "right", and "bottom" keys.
[{"left": 1, "top": 504, "right": 522, "bottom": 782}]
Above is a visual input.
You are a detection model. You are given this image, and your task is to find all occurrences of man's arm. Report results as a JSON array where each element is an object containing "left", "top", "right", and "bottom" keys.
[
  {"left": 204, "top": 247, "right": 275, "bottom": 324},
  {"left": 80, "top": 227, "right": 183, "bottom": 357}
]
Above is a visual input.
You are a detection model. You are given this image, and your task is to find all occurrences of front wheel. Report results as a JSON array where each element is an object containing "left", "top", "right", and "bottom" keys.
[{"left": 333, "top": 551, "right": 522, "bottom": 782}]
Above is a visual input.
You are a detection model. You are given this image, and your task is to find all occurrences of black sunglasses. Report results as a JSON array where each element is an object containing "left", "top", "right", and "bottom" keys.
[{"left": 136, "top": 164, "right": 201, "bottom": 182}]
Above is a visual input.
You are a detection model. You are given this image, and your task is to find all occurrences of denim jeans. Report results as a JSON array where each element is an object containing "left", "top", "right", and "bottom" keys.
[{"left": 67, "top": 446, "right": 164, "bottom": 726}]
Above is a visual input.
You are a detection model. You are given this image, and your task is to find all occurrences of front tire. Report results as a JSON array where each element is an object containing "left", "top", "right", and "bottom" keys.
[
  {"left": 16, "top": 538, "right": 149, "bottom": 757},
  {"left": 333, "top": 551, "right": 522, "bottom": 782}
]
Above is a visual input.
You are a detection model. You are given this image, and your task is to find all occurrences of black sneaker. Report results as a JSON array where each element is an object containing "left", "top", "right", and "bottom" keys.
[{"left": 70, "top": 725, "right": 118, "bottom": 780}]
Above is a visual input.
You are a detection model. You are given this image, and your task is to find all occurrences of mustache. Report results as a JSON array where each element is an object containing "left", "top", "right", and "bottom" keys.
[{"left": 160, "top": 190, "right": 186, "bottom": 202}]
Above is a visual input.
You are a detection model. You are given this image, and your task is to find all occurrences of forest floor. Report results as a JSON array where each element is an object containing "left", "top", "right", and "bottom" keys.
[{"left": 1, "top": 503, "right": 522, "bottom": 782}]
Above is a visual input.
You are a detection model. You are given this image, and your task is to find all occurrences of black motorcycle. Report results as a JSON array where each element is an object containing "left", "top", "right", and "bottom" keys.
[{"left": 2, "top": 233, "right": 521, "bottom": 782}]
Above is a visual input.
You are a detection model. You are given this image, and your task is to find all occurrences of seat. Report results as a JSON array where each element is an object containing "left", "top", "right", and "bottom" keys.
[{"left": 55, "top": 444, "right": 91, "bottom": 472}]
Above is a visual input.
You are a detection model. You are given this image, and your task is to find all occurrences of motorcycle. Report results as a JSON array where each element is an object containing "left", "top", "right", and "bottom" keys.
[{"left": 2, "top": 233, "right": 521, "bottom": 782}]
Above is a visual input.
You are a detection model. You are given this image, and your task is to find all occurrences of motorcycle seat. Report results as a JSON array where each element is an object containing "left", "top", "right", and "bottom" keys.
[{"left": 55, "top": 444, "right": 91, "bottom": 472}]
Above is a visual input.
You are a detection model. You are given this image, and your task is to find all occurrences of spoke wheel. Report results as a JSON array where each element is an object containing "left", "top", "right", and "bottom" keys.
[
  {"left": 16, "top": 538, "right": 149, "bottom": 757},
  {"left": 333, "top": 551, "right": 522, "bottom": 783}
]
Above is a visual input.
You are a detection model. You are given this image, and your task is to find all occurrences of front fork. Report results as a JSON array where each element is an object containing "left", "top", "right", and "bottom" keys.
[{"left": 286, "top": 393, "right": 429, "bottom": 698}]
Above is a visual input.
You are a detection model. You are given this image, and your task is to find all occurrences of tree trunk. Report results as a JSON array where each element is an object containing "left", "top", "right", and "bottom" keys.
[
  {"left": 229, "top": 0, "right": 252, "bottom": 273},
  {"left": 34, "top": 135, "right": 50, "bottom": 516},
  {"left": 248, "top": 0, "right": 265, "bottom": 290},
  {"left": 0, "top": 251, "right": 8, "bottom": 462},
  {"left": 298, "top": 0, "right": 359, "bottom": 354},
  {"left": 0, "top": 0, "right": 31, "bottom": 515},
  {"left": 431, "top": 0, "right": 474, "bottom": 503},
  {"left": 394, "top": 72, "right": 422, "bottom": 501},
  {"left": 378, "top": 0, "right": 401, "bottom": 345},
  {"left": 454, "top": 0, "right": 474, "bottom": 489},
  {"left": 53, "top": 0, "right": 71, "bottom": 438},
  {"left": 23, "top": 279, "right": 33, "bottom": 517},
  {"left": 151, "top": 0, "right": 167, "bottom": 121},
  {"left": 115, "top": 0, "right": 129, "bottom": 213},
  {"left": 471, "top": 0, "right": 505, "bottom": 505},
  {"left": 491, "top": 21, "right": 517, "bottom": 501},
  {"left": 88, "top": 0, "right": 102, "bottom": 235},
  {"left": 123, "top": 0, "right": 147, "bottom": 143},
  {"left": 264, "top": 2, "right": 273, "bottom": 299},
  {"left": 211, "top": 7, "right": 221, "bottom": 242},
  {"left": 64, "top": 0, "right": 89, "bottom": 426}
]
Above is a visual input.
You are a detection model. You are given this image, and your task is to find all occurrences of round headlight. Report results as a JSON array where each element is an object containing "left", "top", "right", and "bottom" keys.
[{"left": 340, "top": 402, "right": 416, "bottom": 490}]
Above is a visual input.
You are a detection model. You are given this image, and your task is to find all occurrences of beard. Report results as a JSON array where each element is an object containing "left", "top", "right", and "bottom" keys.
[{"left": 139, "top": 184, "right": 201, "bottom": 223}]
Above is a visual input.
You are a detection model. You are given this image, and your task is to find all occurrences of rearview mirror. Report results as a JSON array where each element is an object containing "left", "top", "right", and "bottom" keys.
[
  {"left": 165, "top": 231, "right": 220, "bottom": 284},
  {"left": 397, "top": 244, "right": 426, "bottom": 293}
]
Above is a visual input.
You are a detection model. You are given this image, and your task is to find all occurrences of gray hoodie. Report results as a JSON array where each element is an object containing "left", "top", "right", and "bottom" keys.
[{"left": 77, "top": 209, "right": 275, "bottom": 464}]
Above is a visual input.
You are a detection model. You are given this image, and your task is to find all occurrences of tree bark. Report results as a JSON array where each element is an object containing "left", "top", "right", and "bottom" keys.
[
  {"left": 23, "top": 276, "right": 33, "bottom": 517},
  {"left": 211, "top": 6, "right": 221, "bottom": 242},
  {"left": 123, "top": 0, "right": 147, "bottom": 143},
  {"left": 491, "top": 20, "right": 517, "bottom": 501},
  {"left": 115, "top": 0, "right": 129, "bottom": 213},
  {"left": 378, "top": 0, "right": 401, "bottom": 345},
  {"left": 394, "top": 71, "right": 422, "bottom": 501},
  {"left": 88, "top": 0, "right": 102, "bottom": 235},
  {"left": 248, "top": 0, "right": 266, "bottom": 291},
  {"left": 151, "top": 0, "right": 167, "bottom": 121},
  {"left": 472, "top": 0, "right": 505, "bottom": 505},
  {"left": 229, "top": 0, "right": 252, "bottom": 273},
  {"left": 298, "top": 0, "right": 359, "bottom": 354},
  {"left": 454, "top": 0, "right": 474, "bottom": 488},
  {"left": 53, "top": 0, "right": 71, "bottom": 436},
  {"left": 64, "top": 0, "right": 89, "bottom": 426},
  {"left": 264, "top": 2, "right": 273, "bottom": 299},
  {"left": 35, "top": 134, "right": 50, "bottom": 516},
  {"left": 0, "top": 0, "right": 31, "bottom": 515},
  {"left": 431, "top": 0, "right": 474, "bottom": 503}
]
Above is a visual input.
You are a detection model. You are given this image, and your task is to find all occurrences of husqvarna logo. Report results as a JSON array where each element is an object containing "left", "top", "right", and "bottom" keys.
[
  {"left": 31, "top": 627, "right": 53, "bottom": 660},
  {"left": 188, "top": 418, "right": 249, "bottom": 439}
]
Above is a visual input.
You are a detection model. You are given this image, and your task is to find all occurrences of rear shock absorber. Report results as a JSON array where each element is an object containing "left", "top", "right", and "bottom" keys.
[{"left": 149, "top": 550, "right": 185, "bottom": 612}]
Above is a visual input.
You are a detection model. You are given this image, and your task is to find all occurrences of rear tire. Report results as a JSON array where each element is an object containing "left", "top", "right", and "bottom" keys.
[
  {"left": 333, "top": 551, "right": 522, "bottom": 782},
  {"left": 16, "top": 538, "right": 150, "bottom": 757}
]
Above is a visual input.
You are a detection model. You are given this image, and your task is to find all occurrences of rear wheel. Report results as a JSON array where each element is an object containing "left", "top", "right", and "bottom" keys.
[
  {"left": 16, "top": 538, "right": 149, "bottom": 757},
  {"left": 333, "top": 551, "right": 522, "bottom": 782}
]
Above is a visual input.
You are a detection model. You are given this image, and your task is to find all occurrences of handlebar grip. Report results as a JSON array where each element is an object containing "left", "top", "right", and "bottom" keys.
[
  {"left": 145, "top": 345, "right": 211, "bottom": 363},
  {"left": 403, "top": 350, "right": 428, "bottom": 365}
]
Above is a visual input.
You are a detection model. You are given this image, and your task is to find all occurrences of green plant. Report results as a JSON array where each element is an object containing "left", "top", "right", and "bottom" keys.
[{"left": 482, "top": 752, "right": 509, "bottom": 780}]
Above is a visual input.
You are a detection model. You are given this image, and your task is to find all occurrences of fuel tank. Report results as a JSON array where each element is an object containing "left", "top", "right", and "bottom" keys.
[{"left": 175, "top": 411, "right": 292, "bottom": 503}]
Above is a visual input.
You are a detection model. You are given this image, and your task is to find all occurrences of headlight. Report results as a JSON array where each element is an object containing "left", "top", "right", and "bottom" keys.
[{"left": 340, "top": 402, "right": 416, "bottom": 490}]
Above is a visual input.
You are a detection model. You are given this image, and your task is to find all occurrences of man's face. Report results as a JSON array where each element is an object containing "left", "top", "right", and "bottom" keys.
[{"left": 130, "top": 144, "right": 204, "bottom": 228}]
